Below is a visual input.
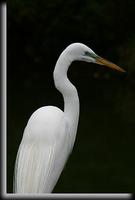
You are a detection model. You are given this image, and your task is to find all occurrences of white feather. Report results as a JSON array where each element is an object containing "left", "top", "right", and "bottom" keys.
[{"left": 14, "top": 106, "right": 70, "bottom": 193}]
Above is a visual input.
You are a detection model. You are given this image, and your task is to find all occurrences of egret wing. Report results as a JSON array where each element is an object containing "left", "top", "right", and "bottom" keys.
[
  {"left": 14, "top": 117, "right": 70, "bottom": 193},
  {"left": 14, "top": 139, "right": 56, "bottom": 193}
]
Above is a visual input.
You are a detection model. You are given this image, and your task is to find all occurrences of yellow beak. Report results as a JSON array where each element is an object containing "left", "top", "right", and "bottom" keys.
[{"left": 96, "top": 56, "right": 126, "bottom": 73}]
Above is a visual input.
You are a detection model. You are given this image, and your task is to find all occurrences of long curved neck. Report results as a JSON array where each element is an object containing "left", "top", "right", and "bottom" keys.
[{"left": 53, "top": 51, "right": 80, "bottom": 147}]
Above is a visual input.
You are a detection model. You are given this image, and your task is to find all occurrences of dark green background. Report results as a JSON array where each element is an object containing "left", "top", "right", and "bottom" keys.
[{"left": 8, "top": 0, "right": 135, "bottom": 193}]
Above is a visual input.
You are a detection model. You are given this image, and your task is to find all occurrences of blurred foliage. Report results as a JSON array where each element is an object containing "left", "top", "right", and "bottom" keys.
[{"left": 8, "top": 0, "right": 135, "bottom": 193}]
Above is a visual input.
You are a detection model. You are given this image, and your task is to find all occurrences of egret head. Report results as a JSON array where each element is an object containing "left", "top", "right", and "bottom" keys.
[{"left": 65, "top": 43, "right": 126, "bottom": 73}]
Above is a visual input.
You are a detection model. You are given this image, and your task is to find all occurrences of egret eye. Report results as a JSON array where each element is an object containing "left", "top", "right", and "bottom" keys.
[
  {"left": 84, "top": 51, "right": 92, "bottom": 56},
  {"left": 84, "top": 51, "right": 97, "bottom": 58}
]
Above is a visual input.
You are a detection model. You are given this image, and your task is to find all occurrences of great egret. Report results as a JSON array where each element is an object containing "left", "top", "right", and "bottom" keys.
[{"left": 14, "top": 43, "right": 125, "bottom": 193}]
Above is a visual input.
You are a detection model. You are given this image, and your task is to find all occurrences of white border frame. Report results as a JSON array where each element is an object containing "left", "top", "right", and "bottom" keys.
[
  {"left": 1, "top": 2, "right": 7, "bottom": 196},
  {"left": 1, "top": 2, "right": 132, "bottom": 199}
]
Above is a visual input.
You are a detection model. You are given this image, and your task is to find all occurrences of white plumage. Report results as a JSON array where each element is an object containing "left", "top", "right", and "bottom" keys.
[{"left": 14, "top": 106, "right": 70, "bottom": 193}]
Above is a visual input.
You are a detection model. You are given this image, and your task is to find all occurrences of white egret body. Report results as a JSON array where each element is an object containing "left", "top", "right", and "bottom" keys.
[{"left": 14, "top": 43, "right": 125, "bottom": 193}]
